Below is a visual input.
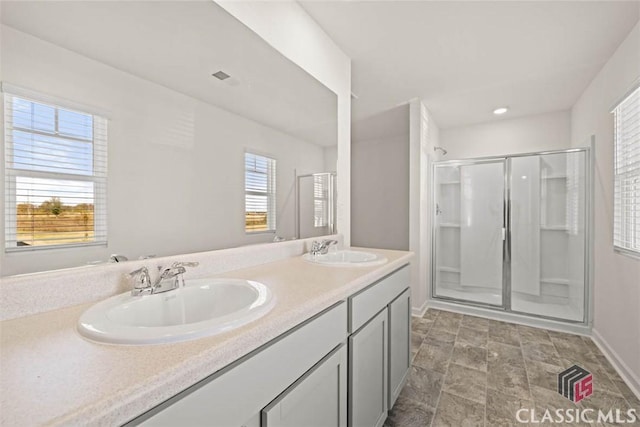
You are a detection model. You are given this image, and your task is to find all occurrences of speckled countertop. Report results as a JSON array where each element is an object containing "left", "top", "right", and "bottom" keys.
[{"left": 0, "top": 248, "right": 412, "bottom": 426}]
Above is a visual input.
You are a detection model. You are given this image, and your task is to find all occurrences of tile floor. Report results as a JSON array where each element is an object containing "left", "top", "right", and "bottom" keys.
[{"left": 385, "top": 308, "right": 640, "bottom": 427}]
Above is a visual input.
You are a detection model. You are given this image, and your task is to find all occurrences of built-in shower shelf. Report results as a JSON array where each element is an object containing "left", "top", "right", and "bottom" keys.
[
  {"left": 541, "top": 174, "right": 567, "bottom": 180},
  {"left": 540, "top": 277, "right": 569, "bottom": 285},
  {"left": 438, "top": 266, "right": 460, "bottom": 273},
  {"left": 541, "top": 225, "right": 569, "bottom": 231},
  {"left": 439, "top": 181, "right": 460, "bottom": 185},
  {"left": 439, "top": 223, "right": 461, "bottom": 228}
]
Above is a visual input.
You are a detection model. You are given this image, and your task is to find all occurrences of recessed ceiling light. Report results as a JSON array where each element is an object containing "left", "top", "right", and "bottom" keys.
[
  {"left": 212, "top": 70, "right": 231, "bottom": 81},
  {"left": 493, "top": 107, "right": 509, "bottom": 115}
]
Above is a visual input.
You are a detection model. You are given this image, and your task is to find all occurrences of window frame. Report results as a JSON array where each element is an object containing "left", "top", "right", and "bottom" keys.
[
  {"left": 612, "top": 84, "right": 640, "bottom": 258},
  {"left": 2, "top": 84, "right": 108, "bottom": 252},
  {"left": 244, "top": 151, "right": 276, "bottom": 234}
]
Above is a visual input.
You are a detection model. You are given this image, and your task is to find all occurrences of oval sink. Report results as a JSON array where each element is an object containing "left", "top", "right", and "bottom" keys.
[
  {"left": 302, "top": 250, "right": 387, "bottom": 267},
  {"left": 78, "top": 278, "right": 275, "bottom": 345}
]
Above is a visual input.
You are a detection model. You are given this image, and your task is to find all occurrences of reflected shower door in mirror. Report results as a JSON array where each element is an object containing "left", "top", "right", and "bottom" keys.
[
  {"left": 433, "top": 160, "right": 505, "bottom": 307},
  {"left": 0, "top": 1, "right": 338, "bottom": 276},
  {"left": 510, "top": 151, "right": 587, "bottom": 322},
  {"left": 296, "top": 173, "right": 336, "bottom": 239}
]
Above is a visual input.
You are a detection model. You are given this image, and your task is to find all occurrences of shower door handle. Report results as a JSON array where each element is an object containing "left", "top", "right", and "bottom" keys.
[{"left": 501, "top": 227, "right": 506, "bottom": 241}]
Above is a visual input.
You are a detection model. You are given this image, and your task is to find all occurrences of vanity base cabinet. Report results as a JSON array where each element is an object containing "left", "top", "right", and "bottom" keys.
[
  {"left": 347, "top": 265, "right": 410, "bottom": 427},
  {"left": 262, "top": 344, "right": 347, "bottom": 427},
  {"left": 388, "top": 289, "right": 411, "bottom": 408},
  {"left": 348, "top": 308, "right": 388, "bottom": 427}
]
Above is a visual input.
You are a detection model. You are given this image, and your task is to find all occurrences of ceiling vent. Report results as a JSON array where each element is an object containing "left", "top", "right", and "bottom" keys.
[{"left": 212, "top": 70, "right": 231, "bottom": 81}]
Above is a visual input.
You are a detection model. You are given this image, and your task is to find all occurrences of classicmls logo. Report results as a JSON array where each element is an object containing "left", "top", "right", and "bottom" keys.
[
  {"left": 516, "top": 364, "right": 637, "bottom": 423},
  {"left": 558, "top": 365, "right": 593, "bottom": 403}
]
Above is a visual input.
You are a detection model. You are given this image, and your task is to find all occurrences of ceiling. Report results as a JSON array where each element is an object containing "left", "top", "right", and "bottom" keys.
[
  {"left": 1, "top": 0, "right": 337, "bottom": 146},
  {"left": 300, "top": 1, "right": 640, "bottom": 129}
]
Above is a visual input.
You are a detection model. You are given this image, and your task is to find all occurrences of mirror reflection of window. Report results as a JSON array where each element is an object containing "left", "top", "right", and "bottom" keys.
[
  {"left": 244, "top": 152, "right": 276, "bottom": 233},
  {"left": 3, "top": 89, "right": 108, "bottom": 250},
  {"left": 313, "top": 174, "right": 329, "bottom": 228}
]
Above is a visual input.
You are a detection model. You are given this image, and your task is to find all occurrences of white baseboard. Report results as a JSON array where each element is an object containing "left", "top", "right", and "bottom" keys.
[
  {"left": 591, "top": 328, "right": 640, "bottom": 400},
  {"left": 411, "top": 300, "right": 428, "bottom": 317}
]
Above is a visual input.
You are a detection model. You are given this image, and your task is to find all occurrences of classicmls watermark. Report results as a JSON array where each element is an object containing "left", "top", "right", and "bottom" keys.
[
  {"left": 516, "top": 408, "right": 639, "bottom": 424},
  {"left": 514, "top": 364, "right": 639, "bottom": 424},
  {"left": 558, "top": 365, "right": 593, "bottom": 403}
]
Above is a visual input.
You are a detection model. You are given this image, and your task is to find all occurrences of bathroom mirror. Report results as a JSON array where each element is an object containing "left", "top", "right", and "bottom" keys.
[{"left": 0, "top": 0, "right": 338, "bottom": 276}]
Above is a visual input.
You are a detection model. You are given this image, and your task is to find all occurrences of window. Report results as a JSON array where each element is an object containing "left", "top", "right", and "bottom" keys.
[
  {"left": 313, "top": 173, "right": 329, "bottom": 228},
  {"left": 3, "top": 89, "right": 107, "bottom": 250},
  {"left": 245, "top": 152, "right": 276, "bottom": 232},
  {"left": 613, "top": 86, "right": 640, "bottom": 256}
]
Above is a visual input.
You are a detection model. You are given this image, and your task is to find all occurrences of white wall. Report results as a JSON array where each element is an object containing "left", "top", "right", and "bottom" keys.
[
  {"left": 0, "top": 25, "right": 325, "bottom": 275},
  {"left": 571, "top": 21, "right": 640, "bottom": 393},
  {"left": 216, "top": 1, "right": 352, "bottom": 245},
  {"left": 351, "top": 105, "right": 410, "bottom": 251},
  {"left": 439, "top": 110, "right": 572, "bottom": 159}
]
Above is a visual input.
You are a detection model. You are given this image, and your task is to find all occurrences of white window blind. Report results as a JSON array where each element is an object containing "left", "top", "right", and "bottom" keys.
[
  {"left": 313, "top": 174, "right": 329, "bottom": 228},
  {"left": 245, "top": 152, "right": 276, "bottom": 232},
  {"left": 613, "top": 86, "right": 640, "bottom": 256},
  {"left": 4, "top": 91, "right": 108, "bottom": 250}
]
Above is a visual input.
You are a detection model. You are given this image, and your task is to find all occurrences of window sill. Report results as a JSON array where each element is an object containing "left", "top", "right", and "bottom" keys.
[
  {"left": 613, "top": 246, "right": 640, "bottom": 261},
  {"left": 6, "top": 241, "right": 108, "bottom": 253}
]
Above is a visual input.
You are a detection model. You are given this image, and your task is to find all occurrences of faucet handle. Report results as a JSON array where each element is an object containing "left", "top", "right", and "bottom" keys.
[
  {"left": 128, "top": 266, "right": 151, "bottom": 290},
  {"left": 171, "top": 261, "right": 199, "bottom": 268}
]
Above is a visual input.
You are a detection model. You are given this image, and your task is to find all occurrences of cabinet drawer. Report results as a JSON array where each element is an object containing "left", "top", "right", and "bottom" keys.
[
  {"left": 134, "top": 302, "right": 348, "bottom": 426},
  {"left": 348, "top": 265, "right": 409, "bottom": 332}
]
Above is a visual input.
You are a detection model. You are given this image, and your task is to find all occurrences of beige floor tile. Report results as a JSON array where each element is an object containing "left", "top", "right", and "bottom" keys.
[
  {"left": 413, "top": 339, "right": 454, "bottom": 374},
  {"left": 489, "top": 322, "right": 521, "bottom": 347},
  {"left": 518, "top": 325, "right": 553, "bottom": 345},
  {"left": 486, "top": 387, "right": 535, "bottom": 427},
  {"left": 522, "top": 341, "right": 562, "bottom": 366},
  {"left": 384, "top": 395, "right": 435, "bottom": 427},
  {"left": 457, "top": 326, "right": 489, "bottom": 349},
  {"left": 432, "top": 392, "right": 484, "bottom": 427},
  {"left": 431, "top": 315, "right": 462, "bottom": 334},
  {"left": 427, "top": 328, "right": 457, "bottom": 344},
  {"left": 487, "top": 363, "right": 531, "bottom": 400},
  {"left": 461, "top": 315, "right": 491, "bottom": 332},
  {"left": 411, "top": 317, "right": 433, "bottom": 336},
  {"left": 443, "top": 363, "right": 487, "bottom": 404},
  {"left": 451, "top": 342, "right": 488, "bottom": 372},
  {"left": 400, "top": 365, "right": 444, "bottom": 410}
]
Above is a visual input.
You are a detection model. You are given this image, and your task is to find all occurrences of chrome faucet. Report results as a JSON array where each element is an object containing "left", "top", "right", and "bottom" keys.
[
  {"left": 310, "top": 239, "right": 338, "bottom": 256},
  {"left": 129, "top": 266, "right": 152, "bottom": 296},
  {"left": 128, "top": 261, "right": 199, "bottom": 296}
]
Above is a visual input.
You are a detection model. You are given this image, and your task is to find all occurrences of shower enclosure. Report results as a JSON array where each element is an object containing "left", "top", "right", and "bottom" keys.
[
  {"left": 295, "top": 172, "right": 337, "bottom": 239},
  {"left": 431, "top": 148, "right": 590, "bottom": 323}
]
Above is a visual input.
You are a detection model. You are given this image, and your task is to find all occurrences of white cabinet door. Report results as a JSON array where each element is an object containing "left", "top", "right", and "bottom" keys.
[
  {"left": 349, "top": 308, "right": 388, "bottom": 427},
  {"left": 388, "top": 288, "right": 410, "bottom": 409},
  {"left": 262, "top": 344, "right": 347, "bottom": 427}
]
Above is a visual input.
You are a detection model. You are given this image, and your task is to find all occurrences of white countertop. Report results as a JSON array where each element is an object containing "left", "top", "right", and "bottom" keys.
[{"left": 0, "top": 248, "right": 413, "bottom": 426}]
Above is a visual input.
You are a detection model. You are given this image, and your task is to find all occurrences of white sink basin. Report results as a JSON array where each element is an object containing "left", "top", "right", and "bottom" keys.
[
  {"left": 78, "top": 278, "right": 275, "bottom": 345},
  {"left": 302, "top": 250, "right": 387, "bottom": 267}
]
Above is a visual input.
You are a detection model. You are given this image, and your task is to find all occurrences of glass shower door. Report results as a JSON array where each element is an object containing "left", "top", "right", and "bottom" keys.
[
  {"left": 433, "top": 160, "right": 505, "bottom": 307},
  {"left": 510, "top": 151, "right": 587, "bottom": 321}
]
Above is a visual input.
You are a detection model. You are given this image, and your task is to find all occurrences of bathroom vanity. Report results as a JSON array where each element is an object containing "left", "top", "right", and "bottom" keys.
[
  {"left": 132, "top": 265, "right": 410, "bottom": 427},
  {"left": 0, "top": 245, "right": 412, "bottom": 426}
]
